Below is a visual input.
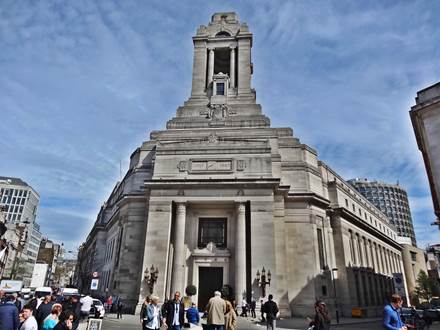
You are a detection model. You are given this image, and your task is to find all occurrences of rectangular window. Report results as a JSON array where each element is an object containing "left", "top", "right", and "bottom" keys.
[
  {"left": 216, "top": 83, "right": 225, "bottom": 95},
  {"left": 345, "top": 199, "right": 349, "bottom": 207},
  {"left": 317, "top": 228, "right": 325, "bottom": 269},
  {"left": 198, "top": 218, "right": 227, "bottom": 248},
  {"left": 410, "top": 252, "right": 417, "bottom": 262}
]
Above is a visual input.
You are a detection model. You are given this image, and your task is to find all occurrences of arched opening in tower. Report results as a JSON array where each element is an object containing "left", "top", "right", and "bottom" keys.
[{"left": 214, "top": 48, "right": 230, "bottom": 75}]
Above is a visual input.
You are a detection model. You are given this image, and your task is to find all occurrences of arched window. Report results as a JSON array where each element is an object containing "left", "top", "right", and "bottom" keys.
[{"left": 216, "top": 31, "right": 231, "bottom": 38}]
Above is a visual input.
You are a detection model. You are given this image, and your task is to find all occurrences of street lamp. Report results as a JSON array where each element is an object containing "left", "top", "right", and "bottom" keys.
[
  {"left": 144, "top": 265, "right": 159, "bottom": 294},
  {"left": 331, "top": 268, "right": 339, "bottom": 324},
  {"left": 256, "top": 267, "right": 271, "bottom": 298}
]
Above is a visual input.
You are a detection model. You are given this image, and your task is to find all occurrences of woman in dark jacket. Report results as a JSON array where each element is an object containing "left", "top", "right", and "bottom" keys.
[
  {"left": 313, "top": 301, "right": 331, "bottom": 330},
  {"left": 140, "top": 296, "right": 151, "bottom": 327},
  {"left": 53, "top": 311, "right": 75, "bottom": 330}
]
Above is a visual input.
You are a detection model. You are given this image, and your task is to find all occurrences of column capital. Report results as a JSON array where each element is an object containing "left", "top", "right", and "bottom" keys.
[
  {"left": 236, "top": 202, "right": 246, "bottom": 213},
  {"left": 229, "top": 45, "right": 237, "bottom": 50},
  {"left": 176, "top": 202, "right": 186, "bottom": 214}
]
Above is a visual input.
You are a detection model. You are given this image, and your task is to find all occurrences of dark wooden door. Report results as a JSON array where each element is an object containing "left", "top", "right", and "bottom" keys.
[{"left": 198, "top": 267, "right": 223, "bottom": 310}]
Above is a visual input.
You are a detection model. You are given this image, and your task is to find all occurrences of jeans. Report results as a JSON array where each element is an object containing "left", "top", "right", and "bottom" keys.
[
  {"left": 171, "top": 325, "right": 182, "bottom": 330},
  {"left": 210, "top": 325, "right": 224, "bottom": 330},
  {"left": 266, "top": 319, "right": 276, "bottom": 330}
]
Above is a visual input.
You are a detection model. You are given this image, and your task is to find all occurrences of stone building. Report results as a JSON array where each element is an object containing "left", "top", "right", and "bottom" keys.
[
  {"left": 0, "top": 176, "right": 42, "bottom": 285},
  {"left": 410, "top": 82, "right": 440, "bottom": 229},
  {"left": 78, "top": 13, "right": 406, "bottom": 317},
  {"left": 348, "top": 178, "right": 417, "bottom": 246}
]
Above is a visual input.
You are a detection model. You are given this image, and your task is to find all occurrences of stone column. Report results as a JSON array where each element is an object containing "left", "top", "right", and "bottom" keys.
[
  {"left": 190, "top": 41, "right": 208, "bottom": 97},
  {"left": 171, "top": 202, "right": 186, "bottom": 294},
  {"left": 229, "top": 47, "right": 235, "bottom": 88},
  {"left": 208, "top": 48, "right": 215, "bottom": 84},
  {"left": 235, "top": 202, "right": 246, "bottom": 304}
]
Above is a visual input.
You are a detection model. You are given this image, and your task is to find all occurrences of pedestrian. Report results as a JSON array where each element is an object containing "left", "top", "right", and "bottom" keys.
[
  {"left": 260, "top": 300, "right": 265, "bottom": 322},
  {"left": 186, "top": 302, "right": 200, "bottom": 326},
  {"left": 240, "top": 298, "right": 248, "bottom": 317},
  {"left": 42, "top": 304, "right": 62, "bottom": 330},
  {"left": 52, "top": 311, "right": 75, "bottom": 330},
  {"left": 140, "top": 296, "right": 151, "bottom": 326},
  {"left": 116, "top": 299, "right": 123, "bottom": 319},
  {"left": 163, "top": 291, "right": 184, "bottom": 330},
  {"left": 383, "top": 294, "right": 407, "bottom": 330},
  {"left": 20, "top": 306, "right": 38, "bottom": 330},
  {"left": 143, "top": 295, "right": 162, "bottom": 330},
  {"left": 0, "top": 294, "right": 20, "bottom": 330},
  {"left": 0, "top": 289, "right": 5, "bottom": 304},
  {"left": 206, "top": 291, "right": 226, "bottom": 330},
  {"left": 15, "top": 293, "right": 24, "bottom": 311},
  {"left": 79, "top": 294, "right": 93, "bottom": 320},
  {"left": 36, "top": 295, "right": 54, "bottom": 329},
  {"left": 61, "top": 296, "right": 80, "bottom": 330},
  {"left": 105, "top": 296, "right": 113, "bottom": 314},
  {"left": 225, "top": 300, "right": 237, "bottom": 330},
  {"left": 262, "top": 295, "right": 279, "bottom": 330},
  {"left": 313, "top": 300, "right": 331, "bottom": 330},
  {"left": 250, "top": 298, "right": 256, "bottom": 318}
]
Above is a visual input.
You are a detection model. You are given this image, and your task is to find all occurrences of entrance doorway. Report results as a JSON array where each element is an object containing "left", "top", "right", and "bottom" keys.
[{"left": 198, "top": 267, "right": 223, "bottom": 310}]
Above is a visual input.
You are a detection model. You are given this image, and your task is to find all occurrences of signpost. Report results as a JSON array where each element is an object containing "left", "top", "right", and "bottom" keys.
[
  {"left": 86, "top": 318, "right": 102, "bottom": 330},
  {"left": 90, "top": 278, "right": 99, "bottom": 291}
]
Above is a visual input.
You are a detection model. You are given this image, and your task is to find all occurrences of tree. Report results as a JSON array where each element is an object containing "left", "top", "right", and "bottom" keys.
[{"left": 415, "top": 270, "right": 440, "bottom": 301}]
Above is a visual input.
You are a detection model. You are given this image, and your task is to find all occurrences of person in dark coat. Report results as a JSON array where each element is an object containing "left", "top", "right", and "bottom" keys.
[
  {"left": 262, "top": 295, "right": 279, "bottom": 330},
  {"left": 61, "top": 296, "right": 80, "bottom": 330},
  {"left": 313, "top": 300, "right": 331, "bottom": 330},
  {"left": 116, "top": 299, "right": 123, "bottom": 319},
  {"left": 0, "top": 294, "right": 20, "bottom": 330},
  {"left": 162, "top": 291, "right": 184, "bottom": 330},
  {"left": 53, "top": 310, "right": 75, "bottom": 330},
  {"left": 36, "top": 295, "right": 54, "bottom": 329}
]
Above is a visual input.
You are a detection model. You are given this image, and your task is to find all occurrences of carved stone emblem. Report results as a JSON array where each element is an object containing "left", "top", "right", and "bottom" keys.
[
  {"left": 200, "top": 104, "right": 236, "bottom": 120},
  {"left": 207, "top": 133, "right": 218, "bottom": 143},
  {"left": 177, "top": 161, "right": 187, "bottom": 172}
]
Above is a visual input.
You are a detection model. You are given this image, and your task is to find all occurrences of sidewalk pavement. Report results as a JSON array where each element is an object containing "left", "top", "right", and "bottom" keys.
[{"left": 244, "top": 316, "right": 382, "bottom": 329}]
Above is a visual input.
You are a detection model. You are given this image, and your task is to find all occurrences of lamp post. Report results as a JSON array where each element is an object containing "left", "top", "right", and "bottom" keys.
[
  {"left": 144, "top": 265, "right": 159, "bottom": 294},
  {"left": 256, "top": 267, "right": 271, "bottom": 298},
  {"left": 331, "top": 267, "right": 339, "bottom": 324}
]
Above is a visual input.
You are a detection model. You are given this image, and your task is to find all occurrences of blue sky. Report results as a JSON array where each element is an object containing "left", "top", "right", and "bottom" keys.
[{"left": 1, "top": 0, "right": 439, "bottom": 252}]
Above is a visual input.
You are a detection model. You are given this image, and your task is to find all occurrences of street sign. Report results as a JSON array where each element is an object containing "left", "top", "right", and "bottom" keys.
[
  {"left": 86, "top": 318, "right": 102, "bottom": 330},
  {"left": 92, "top": 271, "right": 99, "bottom": 278},
  {"left": 90, "top": 278, "right": 99, "bottom": 291}
]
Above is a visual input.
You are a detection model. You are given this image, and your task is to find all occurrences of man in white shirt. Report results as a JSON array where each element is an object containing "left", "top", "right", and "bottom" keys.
[
  {"left": 20, "top": 306, "right": 38, "bottom": 330},
  {"left": 80, "top": 294, "right": 94, "bottom": 320}
]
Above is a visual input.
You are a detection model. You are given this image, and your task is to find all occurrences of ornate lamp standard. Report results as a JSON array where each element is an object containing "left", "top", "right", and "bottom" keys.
[
  {"left": 256, "top": 267, "right": 271, "bottom": 298},
  {"left": 331, "top": 267, "right": 339, "bottom": 324},
  {"left": 144, "top": 265, "right": 159, "bottom": 294}
]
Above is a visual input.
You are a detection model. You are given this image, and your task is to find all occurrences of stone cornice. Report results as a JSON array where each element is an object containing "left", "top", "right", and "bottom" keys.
[
  {"left": 332, "top": 207, "right": 401, "bottom": 250},
  {"left": 144, "top": 177, "right": 280, "bottom": 190},
  {"left": 286, "top": 192, "right": 330, "bottom": 209}
]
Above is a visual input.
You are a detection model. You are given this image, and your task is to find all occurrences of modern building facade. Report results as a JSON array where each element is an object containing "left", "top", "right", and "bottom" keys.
[
  {"left": 0, "top": 176, "right": 42, "bottom": 285},
  {"left": 348, "top": 178, "right": 416, "bottom": 246},
  {"left": 410, "top": 82, "right": 440, "bottom": 229},
  {"left": 78, "top": 13, "right": 406, "bottom": 317}
]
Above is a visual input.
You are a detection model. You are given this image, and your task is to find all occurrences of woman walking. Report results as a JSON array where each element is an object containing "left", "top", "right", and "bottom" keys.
[
  {"left": 143, "top": 296, "right": 162, "bottom": 330},
  {"left": 225, "top": 300, "right": 237, "bottom": 330},
  {"left": 42, "top": 304, "right": 62, "bottom": 330},
  {"left": 140, "top": 296, "right": 151, "bottom": 327},
  {"left": 313, "top": 301, "right": 331, "bottom": 330}
]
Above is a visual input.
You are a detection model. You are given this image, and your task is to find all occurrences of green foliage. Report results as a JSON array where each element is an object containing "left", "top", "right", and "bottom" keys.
[
  {"left": 415, "top": 270, "right": 440, "bottom": 301},
  {"left": 185, "top": 285, "right": 197, "bottom": 296}
]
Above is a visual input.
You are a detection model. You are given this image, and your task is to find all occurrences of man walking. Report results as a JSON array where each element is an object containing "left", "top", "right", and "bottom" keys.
[
  {"left": 36, "top": 294, "right": 53, "bottom": 329},
  {"left": 250, "top": 298, "right": 256, "bottom": 318},
  {"left": 163, "top": 291, "right": 184, "bottom": 330},
  {"left": 20, "top": 306, "right": 38, "bottom": 330},
  {"left": 0, "top": 294, "right": 20, "bottom": 330},
  {"left": 79, "top": 294, "right": 93, "bottom": 320},
  {"left": 383, "top": 294, "right": 407, "bottom": 330},
  {"left": 206, "top": 291, "right": 226, "bottom": 330},
  {"left": 262, "top": 295, "right": 279, "bottom": 330}
]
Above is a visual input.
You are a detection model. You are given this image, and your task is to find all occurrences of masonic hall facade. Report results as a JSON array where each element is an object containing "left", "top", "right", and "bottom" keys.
[{"left": 77, "top": 13, "right": 407, "bottom": 317}]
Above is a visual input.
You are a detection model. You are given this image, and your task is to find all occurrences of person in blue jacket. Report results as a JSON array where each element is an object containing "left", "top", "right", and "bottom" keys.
[
  {"left": 0, "top": 294, "right": 20, "bottom": 330},
  {"left": 186, "top": 303, "right": 200, "bottom": 325},
  {"left": 383, "top": 294, "right": 407, "bottom": 330}
]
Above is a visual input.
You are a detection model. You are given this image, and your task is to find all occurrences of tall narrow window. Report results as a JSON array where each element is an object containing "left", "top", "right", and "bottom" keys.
[
  {"left": 216, "top": 83, "right": 225, "bottom": 95},
  {"left": 198, "top": 218, "right": 227, "bottom": 248},
  {"left": 317, "top": 228, "right": 325, "bottom": 269}
]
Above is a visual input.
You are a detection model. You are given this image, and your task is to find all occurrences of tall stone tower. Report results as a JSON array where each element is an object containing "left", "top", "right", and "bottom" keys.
[
  {"left": 80, "top": 12, "right": 404, "bottom": 318},
  {"left": 166, "top": 12, "right": 270, "bottom": 130}
]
